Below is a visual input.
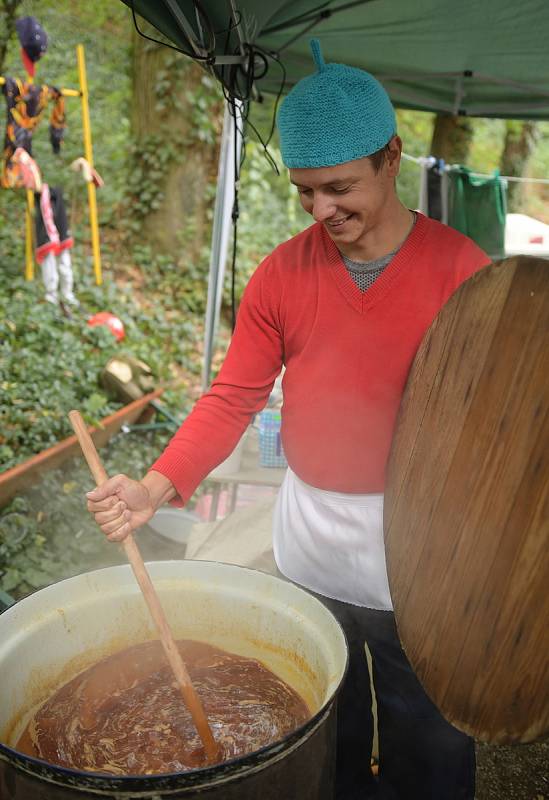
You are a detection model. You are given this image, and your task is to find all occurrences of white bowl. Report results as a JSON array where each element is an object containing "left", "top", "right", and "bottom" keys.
[{"left": 146, "top": 507, "right": 199, "bottom": 543}]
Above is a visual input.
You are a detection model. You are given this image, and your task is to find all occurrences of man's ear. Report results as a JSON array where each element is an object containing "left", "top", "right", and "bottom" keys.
[{"left": 385, "top": 135, "right": 403, "bottom": 178}]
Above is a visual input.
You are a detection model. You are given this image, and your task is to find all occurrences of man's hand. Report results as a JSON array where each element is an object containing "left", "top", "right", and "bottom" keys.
[{"left": 86, "top": 475, "right": 154, "bottom": 542}]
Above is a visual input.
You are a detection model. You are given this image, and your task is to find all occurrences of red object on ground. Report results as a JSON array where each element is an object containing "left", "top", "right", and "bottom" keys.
[{"left": 87, "top": 312, "right": 125, "bottom": 341}]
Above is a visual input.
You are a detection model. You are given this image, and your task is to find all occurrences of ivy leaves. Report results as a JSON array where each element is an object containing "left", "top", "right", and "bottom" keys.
[
  {"left": 0, "top": 274, "right": 199, "bottom": 474},
  {"left": 0, "top": 429, "right": 174, "bottom": 601},
  {"left": 0, "top": 268, "right": 197, "bottom": 601},
  {"left": 0, "top": 283, "right": 120, "bottom": 472}
]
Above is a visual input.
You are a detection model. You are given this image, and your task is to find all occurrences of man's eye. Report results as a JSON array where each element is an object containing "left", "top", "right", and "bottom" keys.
[
  {"left": 332, "top": 186, "right": 350, "bottom": 194},
  {"left": 297, "top": 188, "right": 312, "bottom": 195}
]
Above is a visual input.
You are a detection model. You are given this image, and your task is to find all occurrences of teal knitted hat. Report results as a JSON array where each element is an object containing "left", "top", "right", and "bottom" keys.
[{"left": 277, "top": 39, "right": 396, "bottom": 169}]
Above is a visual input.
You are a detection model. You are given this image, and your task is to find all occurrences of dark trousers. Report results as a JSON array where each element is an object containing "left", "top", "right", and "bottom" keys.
[{"left": 317, "top": 596, "right": 475, "bottom": 800}]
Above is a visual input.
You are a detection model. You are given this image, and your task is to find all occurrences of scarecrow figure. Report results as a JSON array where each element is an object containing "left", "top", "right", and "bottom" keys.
[
  {"left": 1, "top": 16, "right": 79, "bottom": 312},
  {"left": 1, "top": 16, "right": 66, "bottom": 189}
]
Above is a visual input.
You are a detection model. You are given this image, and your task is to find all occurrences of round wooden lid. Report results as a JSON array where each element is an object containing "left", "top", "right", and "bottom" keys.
[{"left": 384, "top": 256, "right": 548, "bottom": 744}]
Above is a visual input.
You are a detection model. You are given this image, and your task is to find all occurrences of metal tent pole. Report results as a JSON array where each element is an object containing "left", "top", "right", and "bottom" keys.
[{"left": 201, "top": 99, "right": 243, "bottom": 392}]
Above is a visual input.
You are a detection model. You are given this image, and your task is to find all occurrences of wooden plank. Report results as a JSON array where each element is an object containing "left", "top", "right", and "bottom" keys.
[
  {"left": 384, "top": 256, "right": 549, "bottom": 744},
  {"left": 0, "top": 389, "right": 164, "bottom": 508}
]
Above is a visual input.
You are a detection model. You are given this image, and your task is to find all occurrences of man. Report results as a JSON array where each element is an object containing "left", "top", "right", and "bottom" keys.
[{"left": 86, "top": 40, "right": 489, "bottom": 799}]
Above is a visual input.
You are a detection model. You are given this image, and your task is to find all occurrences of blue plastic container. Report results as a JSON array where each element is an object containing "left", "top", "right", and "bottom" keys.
[{"left": 258, "top": 410, "right": 287, "bottom": 468}]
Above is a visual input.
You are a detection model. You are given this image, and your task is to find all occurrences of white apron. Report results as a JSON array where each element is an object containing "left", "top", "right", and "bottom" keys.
[{"left": 273, "top": 467, "right": 393, "bottom": 611}]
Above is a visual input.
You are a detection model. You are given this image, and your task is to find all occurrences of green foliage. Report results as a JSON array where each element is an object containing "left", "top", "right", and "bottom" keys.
[
  {"left": 124, "top": 135, "right": 176, "bottom": 226},
  {"left": 0, "top": 0, "right": 206, "bottom": 478},
  {"left": 125, "top": 50, "right": 222, "bottom": 226},
  {"left": 0, "top": 192, "right": 24, "bottom": 275},
  {"left": 527, "top": 125, "right": 549, "bottom": 221},
  {"left": 0, "top": 0, "right": 22, "bottom": 73},
  {"left": 0, "top": 428, "right": 178, "bottom": 600},
  {"left": 0, "top": 273, "right": 200, "bottom": 472},
  {"left": 395, "top": 109, "right": 436, "bottom": 209},
  {"left": 2, "top": 0, "right": 132, "bottom": 222},
  {"left": 469, "top": 119, "right": 508, "bottom": 174},
  {"left": 228, "top": 137, "right": 310, "bottom": 302},
  {"left": 0, "top": 281, "right": 117, "bottom": 469},
  {"left": 132, "top": 243, "right": 211, "bottom": 316}
]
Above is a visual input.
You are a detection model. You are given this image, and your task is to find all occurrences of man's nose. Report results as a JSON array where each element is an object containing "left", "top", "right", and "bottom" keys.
[{"left": 312, "top": 193, "right": 336, "bottom": 222}]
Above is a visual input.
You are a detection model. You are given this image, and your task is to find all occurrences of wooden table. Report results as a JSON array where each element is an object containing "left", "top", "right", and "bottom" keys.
[{"left": 204, "top": 427, "right": 287, "bottom": 521}]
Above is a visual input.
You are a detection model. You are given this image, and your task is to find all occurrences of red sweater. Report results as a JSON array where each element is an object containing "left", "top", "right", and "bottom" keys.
[{"left": 152, "top": 213, "right": 489, "bottom": 502}]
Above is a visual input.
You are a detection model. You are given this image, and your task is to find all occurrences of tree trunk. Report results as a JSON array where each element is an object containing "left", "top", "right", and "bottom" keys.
[
  {"left": 0, "top": 0, "right": 22, "bottom": 73},
  {"left": 128, "top": 18, "right": 223, "bottom": 262},
  {"left": 499, "top": 121, "right": 539, "bottom": 212},
  {"left": 429, "top": 114, "right": 474, "bottom": 164}
]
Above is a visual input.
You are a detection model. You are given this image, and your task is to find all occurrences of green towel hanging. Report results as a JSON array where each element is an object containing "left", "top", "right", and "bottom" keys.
[{"left": 447, "top": 166, "right": 507, "bottom": 258}]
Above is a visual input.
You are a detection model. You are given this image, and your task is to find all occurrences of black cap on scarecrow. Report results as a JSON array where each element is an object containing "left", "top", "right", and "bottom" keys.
[{"left": 15, "top": 16, "right": 48, "bottom": 78}]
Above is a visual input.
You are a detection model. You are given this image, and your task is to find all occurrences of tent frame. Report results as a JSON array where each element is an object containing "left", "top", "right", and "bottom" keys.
[{"left": 201, "top": 100, "right": 243, "bottom": 391}]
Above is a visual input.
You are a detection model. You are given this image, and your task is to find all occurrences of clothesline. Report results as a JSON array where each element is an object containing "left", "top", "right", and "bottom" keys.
[{"left": 402, "top": 152, "right": 549, "bottom": 185}]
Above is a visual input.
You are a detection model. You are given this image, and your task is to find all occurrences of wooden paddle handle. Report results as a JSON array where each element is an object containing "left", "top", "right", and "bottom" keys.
[{"left": 68, "top": 410, "right": 218, "bottom": 761}]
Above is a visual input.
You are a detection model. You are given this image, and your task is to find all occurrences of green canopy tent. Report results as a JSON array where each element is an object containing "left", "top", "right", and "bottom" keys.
[
  {"left": 122, "top": 0, "right": 549, "bottom": 385},
  {"left": 125, "top": 0, "right": 549, "bottom": 119}
]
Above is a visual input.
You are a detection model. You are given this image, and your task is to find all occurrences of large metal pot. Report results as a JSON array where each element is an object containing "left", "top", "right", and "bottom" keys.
[{"left": 0, "top": 560, "right": 347, "bottom": 799}]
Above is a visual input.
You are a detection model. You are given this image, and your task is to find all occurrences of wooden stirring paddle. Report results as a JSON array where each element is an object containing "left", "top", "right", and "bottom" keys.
[{"left": 69, "top": 410, "right": 218, "bottom": 762}]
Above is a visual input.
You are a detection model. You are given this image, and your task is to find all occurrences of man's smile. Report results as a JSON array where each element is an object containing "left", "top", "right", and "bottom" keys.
[{"left": 325, "top": 214, "right": 353, "bottom": 229}]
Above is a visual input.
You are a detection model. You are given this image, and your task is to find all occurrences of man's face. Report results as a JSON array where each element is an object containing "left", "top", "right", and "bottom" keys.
[{"left": 289, "top": 136, "right": 402, "bottom": 253}]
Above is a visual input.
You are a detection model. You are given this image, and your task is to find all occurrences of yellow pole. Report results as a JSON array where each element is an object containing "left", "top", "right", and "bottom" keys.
[
  {"left": 76, "top": 43, "right": 102, "bottom": 285},
  {"left": 25, "top": 190, "right": 35, "bottom": 280},
  {"left": 24, "top": 72, "right": 35, "bottom": 281}
]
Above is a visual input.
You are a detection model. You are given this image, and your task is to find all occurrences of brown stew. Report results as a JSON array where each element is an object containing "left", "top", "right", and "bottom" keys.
[{"left": 17, "top": 639, "right": 310, "bottom": 775}]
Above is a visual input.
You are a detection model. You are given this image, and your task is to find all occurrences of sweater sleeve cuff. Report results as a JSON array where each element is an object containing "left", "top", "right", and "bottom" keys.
[{"left": 149, "top": 451, "right": 202, "bottom": 507}]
